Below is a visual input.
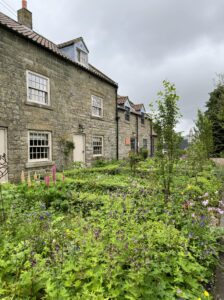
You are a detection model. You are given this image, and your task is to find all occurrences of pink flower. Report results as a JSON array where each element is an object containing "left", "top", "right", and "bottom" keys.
[
  {"left": 52, "top": 165, "right": 56, "bottom": 184},
  {"left": 45, "top": 176, "right": 50, "bottom": 187}
]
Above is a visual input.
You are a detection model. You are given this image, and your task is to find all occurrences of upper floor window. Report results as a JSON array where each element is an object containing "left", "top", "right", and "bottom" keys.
[
  {"left": 141, "top": 112, "right": 145, "bottom": 125},
  {"left": 28, "top": 131, "right": 51, "bottom": 162},
  {"left": 27, "top": 71, "right": 50, "bottom": 105},
  {"left": 77, "top": 49, "right": 88, "bottom": 66},
  {"left": 92, "top": 95, "right": 103, "bottom": 118},
  {"left": 125, "top": 107, "right": 130, "bottom": 121}
]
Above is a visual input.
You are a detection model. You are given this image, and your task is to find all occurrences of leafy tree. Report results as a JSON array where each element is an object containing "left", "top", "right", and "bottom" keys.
[
  {"left": 151, "top": 80, "right": 181, "bottom": 202},
  {"left": 194, "top": 110, "right": 213, "bottom": 158},
  {"left": 205, "top": 80, "right": 224, "bottom": 155}
]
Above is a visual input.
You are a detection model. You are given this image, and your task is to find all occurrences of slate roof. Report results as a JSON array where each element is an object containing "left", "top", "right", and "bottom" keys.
[
  {"left": 0, "top": 11, "right": 117, "bottom": 87},
  {"left": 58, "top": 37, "right": 89, "bottom": 53}
]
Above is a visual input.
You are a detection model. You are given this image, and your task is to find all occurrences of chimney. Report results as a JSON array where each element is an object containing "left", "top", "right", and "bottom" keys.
[{"left": 17, "top": 0, "right": 33, "bottom": 29}]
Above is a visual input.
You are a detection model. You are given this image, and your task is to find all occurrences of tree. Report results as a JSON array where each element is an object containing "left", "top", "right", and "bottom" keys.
[
  {"left": 194, "top": 110, "right": 213, "bottom": 159},
  {"left": 151, "top": 80, "right": 181, "bottom": 202},
  {"left": 205, "top": 80, "right": 224, "bottom": 156}
]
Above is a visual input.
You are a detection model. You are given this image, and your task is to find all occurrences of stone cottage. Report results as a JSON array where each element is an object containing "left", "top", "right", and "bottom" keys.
[
  {"left": 0, "top": 1, "right": 156, "bottom": 183},
  {"left": 0, "top": 2, "right": 118, "bottom": 182},
  {"left": 117, "top": 96, "right": 156, "bottom": 159}
]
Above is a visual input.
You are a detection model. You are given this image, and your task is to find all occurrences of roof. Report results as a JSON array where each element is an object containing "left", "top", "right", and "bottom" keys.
[
  {"left": 117, "top": 96, "right": 129, "bottom": 105},
  {"left": 58, "top": 37, "right": 89, "bottom": 53},
  {"left": 0, "top": 11, "right": 117, "bottom": 87},
  {"left": 131, "top": 103, "right": 145, "bottom": 111}
]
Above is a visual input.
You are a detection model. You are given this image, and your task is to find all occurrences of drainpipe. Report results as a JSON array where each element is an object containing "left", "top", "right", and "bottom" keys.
[
  {"left": 115, "top": 88, "right": 119, "bottom": 160},
  {"left": 136, "top": 114, "right": 139, "bottom": 153},
  {"left": 150, "top": 119, "right": 153, "bottom": 157}
]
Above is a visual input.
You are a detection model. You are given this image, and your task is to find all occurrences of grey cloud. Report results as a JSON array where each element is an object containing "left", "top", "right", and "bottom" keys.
[{"left": 2, "top": 0, "right": 224, "bottom": 133}]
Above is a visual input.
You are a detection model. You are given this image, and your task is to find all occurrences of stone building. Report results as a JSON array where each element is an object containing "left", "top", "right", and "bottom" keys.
[
  {"left": 0, "top": 2, "right": 156, "bottom": 183},
  {"left": 117, "top": 96, "right": 156, "bottom": 159},
  {"left": 0, "top": 3, "right": 118, "bottom": 182}
]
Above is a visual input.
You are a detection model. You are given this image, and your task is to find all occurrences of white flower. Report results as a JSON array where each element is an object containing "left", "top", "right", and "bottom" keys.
[{"left": 202, "top": 200, "right": 209, "bottom": 206}]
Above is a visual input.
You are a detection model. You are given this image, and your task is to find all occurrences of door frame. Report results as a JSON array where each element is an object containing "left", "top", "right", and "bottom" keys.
[
  {"left": 73, "top": 133, "right": 86, "bottom": 163},
  {"left": 0, "top": 127, "right": 8, "bottom": 183}
]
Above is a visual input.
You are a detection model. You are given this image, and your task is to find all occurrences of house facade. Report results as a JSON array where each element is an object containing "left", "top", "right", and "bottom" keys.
[
  {"left": 0, "top": 4, "right": 118, "bottom": 182},
  {"left": 0, "top": 2, "right": 156, "bottom": 183},
  {"left": 117, "top": 96, "right": 156, "bottom": 159}
]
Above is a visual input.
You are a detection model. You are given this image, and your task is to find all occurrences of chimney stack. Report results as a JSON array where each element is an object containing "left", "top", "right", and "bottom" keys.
[{"left": 17, "top": 0, "right": 33, "bottom": 29}]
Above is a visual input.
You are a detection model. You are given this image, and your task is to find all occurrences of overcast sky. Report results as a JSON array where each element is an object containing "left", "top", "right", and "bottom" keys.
[{"left": 1, "top": 0, "right": 224, "bottom": 134}]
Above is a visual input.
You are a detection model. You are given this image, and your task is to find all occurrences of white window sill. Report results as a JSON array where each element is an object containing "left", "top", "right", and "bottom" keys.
[
  {"left": 25, "top": 101, "right": 53, "bottom": 111},
  {"left": 25, "top": 161, "right": 55, "bottom": 169}
]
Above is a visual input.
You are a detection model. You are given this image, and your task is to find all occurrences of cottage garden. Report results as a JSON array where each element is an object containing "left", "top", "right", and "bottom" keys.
[{"left": 0, "top": 82, "right": 224, "bottom": 300}]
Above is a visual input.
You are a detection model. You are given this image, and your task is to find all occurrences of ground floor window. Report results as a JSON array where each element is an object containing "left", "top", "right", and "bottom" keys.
[
  {"left": 143, "top": 138, "right": 148, "bottom": 149},
  {"left": 130, "top": 137, "right": 136, "bottom": 152},
  {"left": 29, "top": 131, "right": 51, "bottom": 162},
  {"left": 93, "top": 136, "right": 103, "bottom": 156}
]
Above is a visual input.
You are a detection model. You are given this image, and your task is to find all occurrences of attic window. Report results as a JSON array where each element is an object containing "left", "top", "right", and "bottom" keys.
[{"left": 77, "top": 49, "right": 88, "bottom": 66}]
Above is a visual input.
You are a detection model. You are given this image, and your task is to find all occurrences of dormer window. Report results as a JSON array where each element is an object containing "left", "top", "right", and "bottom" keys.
[{"left": 77, "top": 49, "right": 88, "bottom": 66}]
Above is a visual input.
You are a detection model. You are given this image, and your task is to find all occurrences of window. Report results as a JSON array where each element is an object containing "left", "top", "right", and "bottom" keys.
[
  {"left": 77, "top": 49, "right": 88, "bottom": 66},
  {"left": 29, "top": 131, "right": 51, "bottom": 162},
  {"left": 27, "top": 71, "right": 49, "bottom": 105},
  {"left": 92, "top": 95, "right": 103, "bottom": 117},
  {"left": 141, "top": 112, "right": 145, "bottom": 125},
  {"left": 125, "top": 107, "right": 130, "bottom": 121},
  {"left": 131, "top": 137, "right": 136, "bottom": 152},
  {"left": 93, "top": 136, "right": 103, "bottom": 156},
  {"left": 143, "top": 139, "right": 148, "bottom": 149}
]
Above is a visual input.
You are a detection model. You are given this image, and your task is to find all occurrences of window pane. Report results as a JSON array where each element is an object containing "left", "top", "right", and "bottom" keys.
[
  {"left": 29, "top": 132, "right": 50, "bottom": 161},
  {"left": 28, "top": 72, "right": 49, "bottom": 105}
]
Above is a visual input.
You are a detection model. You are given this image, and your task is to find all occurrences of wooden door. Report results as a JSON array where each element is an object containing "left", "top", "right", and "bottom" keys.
[{"left": 73, "top": 135, "right": 85, "bottom": 163}]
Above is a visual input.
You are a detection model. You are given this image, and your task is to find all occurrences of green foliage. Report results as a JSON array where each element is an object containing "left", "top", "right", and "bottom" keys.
[
  {"left": 139, "top": 147, "right": 149, "bottom": 160},
  {"left": 0, "top": 160, "right": 221, "bottom": 299},
  {"left": 205, "top": 80, "right": 224, "bottom": 155},
  {"left": 128, "top": 151, "right": 141, "bottom": 174},
  {"left": 151, "top": 80, "right": 182, "bottom": 202}
]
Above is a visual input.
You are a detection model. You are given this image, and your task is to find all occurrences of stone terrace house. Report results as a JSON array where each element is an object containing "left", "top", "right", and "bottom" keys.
[
  {"left": 117, "top": 96, "right": 156, "bottom": 159},
  {"left": 0, "top": 2, "right": 118, "bottom": 182}
]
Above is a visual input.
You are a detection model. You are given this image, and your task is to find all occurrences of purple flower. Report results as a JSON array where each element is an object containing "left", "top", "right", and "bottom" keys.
[{"left": 202, "top": 200, "right": 209, "bottom": 206}]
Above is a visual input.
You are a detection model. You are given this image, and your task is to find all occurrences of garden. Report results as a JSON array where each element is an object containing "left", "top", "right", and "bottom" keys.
[
  {"left": 0, "top": 157, "right": 224, "bottom": 299},
  {"left": 0, "top": 81, "right": 224, "bottom": 299}
]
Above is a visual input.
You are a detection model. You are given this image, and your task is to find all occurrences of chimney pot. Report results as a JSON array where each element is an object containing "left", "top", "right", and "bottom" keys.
[{"left": 22, "top": 0, "right": 27, "bottom": 9}]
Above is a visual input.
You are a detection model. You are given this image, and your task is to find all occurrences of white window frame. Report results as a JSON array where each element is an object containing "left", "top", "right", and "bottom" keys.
[
  {"left": 77, "top": 49, "right": 88, "bottom": 66},
  {"left": 26, "top": 70, "right": 50, "bottom": 106},
  {"left": 28, "top": 131, "right": 52, "bottom": 163},
  {"left": 92, "top": 136, "right": 103, "bottom": 157},
  {"left": 91, "top": 95, "right": 103, "bottom": 118}
]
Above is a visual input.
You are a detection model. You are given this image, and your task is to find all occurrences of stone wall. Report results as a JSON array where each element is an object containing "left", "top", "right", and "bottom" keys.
[
  {"left": 118, "top": 108, "right": 152, "bottom": 159},
  {"left": 0, "top": 26, "right": 117, "bottom": 182}
]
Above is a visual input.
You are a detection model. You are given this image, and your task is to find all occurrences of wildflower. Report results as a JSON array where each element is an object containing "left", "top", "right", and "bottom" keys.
[
  {"left": 203, "top": 192, "right": 209, "bottom": 198},
  {"left": 197, "top": 298, "right": 202, "bottom": 300},
  {"left": 202, "top": 200, "right": 209, "bottom": 206},
  {"left": 191, "top": 213, "right": 195, "bottom": 218},
  {"left": 204, "top": 290, "right": 209, "bottom": 297},
  {"left": 52, "top": 165, "right": 57, "bottom": 184},
  {"left": 45, "top": 175, "right": 50, "bottom": 187},
  {"left": 217, "top": 208, "right": 224, "bottom": 215},
  {"left": 33, "top": 172, "right": 38, "bottom": 181}
]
